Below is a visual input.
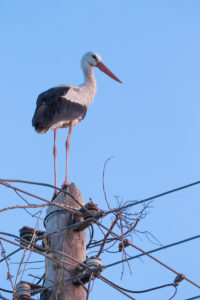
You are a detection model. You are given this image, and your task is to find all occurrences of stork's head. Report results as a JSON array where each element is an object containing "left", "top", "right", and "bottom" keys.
[{"left": 81, "top": 51, "right": 122, "bottom": 83}]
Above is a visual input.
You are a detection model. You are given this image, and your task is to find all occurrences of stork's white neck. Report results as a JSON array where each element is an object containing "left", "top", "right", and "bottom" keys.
[
  {"left": 79, "top": 65, "right": 97, "bottom": 106},
  {"left": 83, "top": 65, "right": 96, "bottom": 85}
]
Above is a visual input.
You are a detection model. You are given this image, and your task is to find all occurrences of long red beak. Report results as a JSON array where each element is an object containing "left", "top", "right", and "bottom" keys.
[{"left": 96, "top": 61, "right": 122, "bottom": 83}]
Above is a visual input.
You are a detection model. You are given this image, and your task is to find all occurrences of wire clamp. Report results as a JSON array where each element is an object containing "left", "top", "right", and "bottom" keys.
[
  {"left": 174, "top": 273, "right": 185, "bottom": 286},
  {"left": 119, "top": 239, "right": 130, "bottom": 251}
]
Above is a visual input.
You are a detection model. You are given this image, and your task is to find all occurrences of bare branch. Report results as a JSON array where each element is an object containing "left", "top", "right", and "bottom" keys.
[
  {"left": 102, "top": 157, "right": 114, "bottom": 210},
  {"left": 0, "top": 241, "right": 14, "bottom": 289}
]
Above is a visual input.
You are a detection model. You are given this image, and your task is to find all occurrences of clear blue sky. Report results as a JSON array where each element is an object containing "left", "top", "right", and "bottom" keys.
[{"left": 0, "top": 1, "right": 200, "bottom": 299}]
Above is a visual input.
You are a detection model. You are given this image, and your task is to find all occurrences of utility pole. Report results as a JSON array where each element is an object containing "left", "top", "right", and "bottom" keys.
[{"left": 43, "top": 183, "right": 86, "bottom": 300}]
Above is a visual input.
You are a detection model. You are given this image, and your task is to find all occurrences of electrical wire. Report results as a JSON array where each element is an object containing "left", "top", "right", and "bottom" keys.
[
  {"left": 105, "top": 234, "right": 200, "bottom": 269},
  {"left": 97, "top": 222, "right": 200, "bottom": 289},
  {"left": 107, "top": 180, "right": 200, "bottom": 215},
  {"left": 98, "top": 275, "right": 136, "bottom": 300},
  {"left": 2, "top": 179, "right": 200, "bottom": 214},
  {"left": 99, "top": 275, "right": 174, "bottom": 294},
  {"left": 0, "top": 248, "right": 21, "bottom": 263},
  {"left": 185, "top": 296, "right": 200, "bottom": 300},
  {"left": 1, "top": 178, "right": 200, "bottom": 298},
  {"left": 168, "top": 286, "right": 178, "bottom": 300},
  {"left": 0, "top": 289, "right": 12, "bottom": 294}
]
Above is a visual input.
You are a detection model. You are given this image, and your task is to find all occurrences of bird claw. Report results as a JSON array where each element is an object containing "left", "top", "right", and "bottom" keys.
[
  {"left": 61, "top": 182, "right": 69, "bottom": 189},
  {"left": 51, "top": 191, "right": 58, "bottom": 201}
]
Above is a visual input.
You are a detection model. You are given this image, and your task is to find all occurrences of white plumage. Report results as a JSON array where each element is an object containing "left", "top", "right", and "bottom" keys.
[{"left": 32, "top": 51, "right": 121, "bottom": 196}]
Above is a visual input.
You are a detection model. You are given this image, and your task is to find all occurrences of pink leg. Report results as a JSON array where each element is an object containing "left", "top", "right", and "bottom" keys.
[
  {"left": 53, "top": 129, "right": 58, "bottom": 195},
  {"left": 63, "top": 124, "right": 73, "bottom": 186}
]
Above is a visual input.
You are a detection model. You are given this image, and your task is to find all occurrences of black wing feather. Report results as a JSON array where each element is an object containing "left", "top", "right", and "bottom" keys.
[
  {"left": 32, "top": 86, "right": 87, "bottom": 133},
  {"left": 36, "top": 86, "right": 71, "bottom": 107}
]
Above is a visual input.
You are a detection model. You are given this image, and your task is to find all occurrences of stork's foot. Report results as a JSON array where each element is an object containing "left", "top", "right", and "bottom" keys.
[
  {"left": 61, "top": 181, "right": 69, "bottom": 189},
  {"left": 51, "top": 190, "right": 58, "bottom": 201}
]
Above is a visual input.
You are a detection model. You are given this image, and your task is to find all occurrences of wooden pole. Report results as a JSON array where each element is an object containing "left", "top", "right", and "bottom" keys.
[{"left": 43, "top": 183, "right": 86, "bottom": 300}]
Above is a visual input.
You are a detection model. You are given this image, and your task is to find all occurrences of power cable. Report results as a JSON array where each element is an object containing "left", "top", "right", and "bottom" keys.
[
  {"left": 105, "top": 234, "right": 200, "bottom": 269},
  {"left": 2, "top": 179, "right": 200, "bottom": 214},
  {"left": 185, "top": 296, "right": 200, "bottom": 300},
  {"left": 99, "top": 275, "right": 174, "bottom": 293},
  {"left": 107, "top": 180, "right": 200, "bottom": 215},
  {"left": 97, "top": 222, "right": 200, "bottom": 289}
]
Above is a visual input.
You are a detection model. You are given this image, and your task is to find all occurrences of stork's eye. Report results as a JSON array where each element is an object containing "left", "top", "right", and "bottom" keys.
[{"left": 92, "top": 54, "right": 98, "bottom": 61}]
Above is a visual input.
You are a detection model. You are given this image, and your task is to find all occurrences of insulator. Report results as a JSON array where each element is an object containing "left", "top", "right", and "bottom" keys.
[
  {"left": 86, "top": 256, "right": 102, "bottom": 270},
  {"left": 19, "top": 226, "right": 45, "bottom": 252},
  {"left": 15, "top": 281, "right": 31, "bottom": 298},
  {"left": 19, "top": 226, "right": 44, "bottom": 243},
  {"left": 73, "top": 256, "right": 103, "bottom": 285}
]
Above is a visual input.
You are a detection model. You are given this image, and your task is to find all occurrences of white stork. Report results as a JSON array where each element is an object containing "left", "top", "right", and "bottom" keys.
[{"left": 32, "top": 51, "right": 121, "bottom": 196}]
